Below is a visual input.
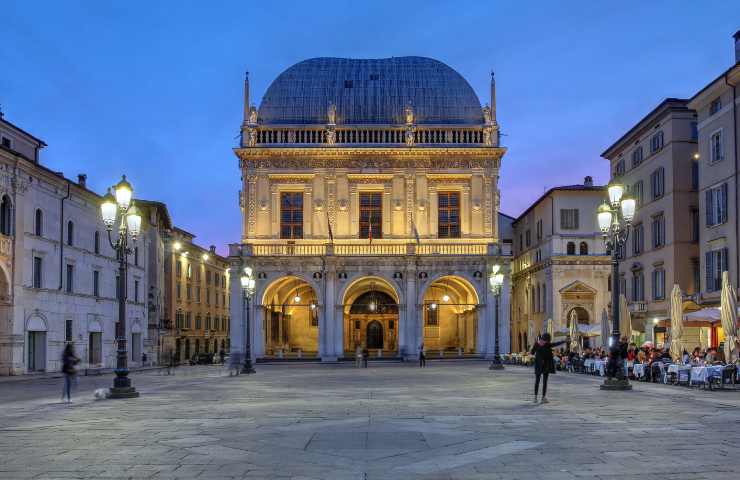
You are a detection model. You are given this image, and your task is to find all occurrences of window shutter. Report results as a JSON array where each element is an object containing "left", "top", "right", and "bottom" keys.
[
  {"left": 722, "top": 248, "right": 729, "bottom": 275},
  {"left": 706, "top": 252, "right": 713, "bottom": 292},
  {"left": 721, "top": 184, "right": 728, "bottom": 223},
  {"left": 574, "top": 209, "right": 579, "bottom": 229},
  {"left": 706, "top": 190, "right": 713, "bottom": 226}
]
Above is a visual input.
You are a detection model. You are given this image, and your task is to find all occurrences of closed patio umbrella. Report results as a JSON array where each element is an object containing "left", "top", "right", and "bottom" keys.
[
  {"left": 546, "top": 318, "right": 553, "bottom": 339},
  {"left": 601, "top": 309, "right": 609, "bottom": 347},
  {"left": 569, "top": 310, "right": 579, "bottom": 353},
  {"left": 619, "top": 294, "right": 632, "bottom": 341},
  {"left": 720, "top": 271, "right": 738, "bottom": 363},
  {"left": 527, "top": 319, "right": 535, "bottom": 349},
  {"left": 669, "top": 284, "right": 684, "bottom": 362}
]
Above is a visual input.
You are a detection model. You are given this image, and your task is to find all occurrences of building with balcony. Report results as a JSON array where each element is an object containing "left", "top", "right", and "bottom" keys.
[
  {"left": 0, "top": 113, "right": 149, "bottom": 375},
  {"left": 228, "top": 56, "right": 510, "bottom": 361},
  {"left": 602, "top": 99, "right": 699, "bottom": 341},
  {"left": 164, "top": 227, "right": 230, "bottom": 363},
  {"left": 510, "top": 177, "right": 611, "bottom": 352}
]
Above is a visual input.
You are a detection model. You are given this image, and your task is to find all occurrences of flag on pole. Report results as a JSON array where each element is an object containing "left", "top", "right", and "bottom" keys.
[
  {"left": 325, "top": 209, "right": 334, "bottom": 244},
  {"left": 411, "top": 213, "right": 421, "bottom": 245}
]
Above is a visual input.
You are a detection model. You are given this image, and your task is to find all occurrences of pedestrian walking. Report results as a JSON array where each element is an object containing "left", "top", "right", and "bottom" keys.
[
  {"left": 419, "top": 343, "right": 426, "bottom": 368},
  {"left": 61, "top": 343, "right": 80, "bottom": 403},
  {"left": 530, "top": 333, "right": 567, "bottom": 404},
  {"left": 362, "top": 346, "right": 369, "bottom": 368},
  {"left": 219, "top": 349, "right": 225, "bottom": 365}
]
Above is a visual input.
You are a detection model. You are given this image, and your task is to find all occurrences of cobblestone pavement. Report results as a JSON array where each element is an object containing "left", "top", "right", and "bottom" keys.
[{"left": 1, "top": 362, "right": 738, "bottom": 480}]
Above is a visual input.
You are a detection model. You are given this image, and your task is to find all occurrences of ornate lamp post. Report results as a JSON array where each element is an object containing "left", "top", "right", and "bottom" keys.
[
  {"left": 488, "top": 264, "right": 505, "bottom": 370},
  {"left": 100, "top": 175, "right": 142, "bottom": 398},
  {"left": 240, "top": 266, "right": 256, "bottom": 374},
  {"left": 597, "top": 181, "right": 636, "bottom": 391}
]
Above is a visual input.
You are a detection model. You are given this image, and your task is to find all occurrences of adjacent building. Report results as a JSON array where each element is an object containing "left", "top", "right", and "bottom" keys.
[
  {"left": 163, "top": 227, "right": 230, "bottom": 363},
  {"left": 688, "top": 33, "right": 740, "bottom": 305},
  {"left": 0, "top": 113, "right": 150, "bottom": 375},
  {"left": 510, "top": 177, "right": 611, "bottom": 352},
  {"left": 602, "top": 99, "right": 700, "bottom": 341},
  {"left": 229, "top": 56, "right": 510, "bottom": 362}
]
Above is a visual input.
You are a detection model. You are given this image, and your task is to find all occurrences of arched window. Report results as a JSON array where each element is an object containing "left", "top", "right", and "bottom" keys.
[
  {"left": 566, "top": 242, "right": 576, "bottom": 255},
  {"left": 34, "top": 209, "right": 43, "bottom": 236},
  {"left": 94, "top": 231, "right": 100, "bottom": 254},
  {"left": 0, "top": 195, "right": 13, "bottom": 236},
  {"left": 579, "top": 241, "right": 588, "bottom": 255},
  {"left": 67, "top": 221, "right": 74, "bottom": 246}
]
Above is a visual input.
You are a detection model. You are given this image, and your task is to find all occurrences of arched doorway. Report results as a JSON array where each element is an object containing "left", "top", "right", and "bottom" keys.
[
  {"left": 366, "top": 321, "right": 384, "bottom": 349},
  {"left": 261, "top": 276, "right": 319, "bottom": 358},
  {"left": 343, "top": 277, "right": 400, "bottom": 356},
  {"left": 421, "top": 276, "right": 479, "bottom": 356}
]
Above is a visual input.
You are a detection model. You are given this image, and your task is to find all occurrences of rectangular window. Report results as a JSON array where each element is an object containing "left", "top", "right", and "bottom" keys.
[
  {"left": 65, "top": 264, "right": 74, "bottom": 293},
  {"left": 187, "top": 263, "right": 192, "bottom": 279},
  {"left": 134, "top": 247, "right": 139, "bottom": 266},
  {"left": 615, "top": 159, "right": 625, "bottom": 177},
  {"left": 195, "top": 315, "right": 202, "bottom": 330},
  {"left": 33, "top": 256, "right": 42, "bottom": 288},
  {"left": 525, "top": 230, "right": 531, "bottom": 247},
  {"left": 134, "top": 280, "right": 139, "bottom": 303},
  {"left": 710, "top": 97, "right": 722, "bottom": 115},
  {"left": 691, "top": 160, "right": 699, "bottom": 191},
  {"left": 706, "top": 248, "right": 728, "bottom": 292},
  {"left": 280, "top": 192, "right": 304, "bottom": 239},
  {"left": 632, "top": 272, "right": 645, "bottom": 302},
  {"left": 633, "top": 180, "right": 644, "bottom": 207},
  {"left": 359, "top": 192, "right": 383, "bottom": 239},
  {"left": 206, "top": 288, "right": 210, "bottom": 305},
  {"left": 690, "top": 208, "right": 699, "bottom": 243},
  {"left": 560, "top": 209, "right": 579, "bottom": 230},
  {"left": 650, "top": 130, "right": 664, "bottom": 153},
  {"left": 632, "top": 223, "right": 644, "bottom": 255},
  {"left": 176, "top": 261, "right": 182, "bottom": 277},
  {"left": 690, "top": 122, "right": 698, "bottom": 141},
  {"left": 631, "top": 146, "right": 643, "bottom": 168},
  {"left": 186, "top": 313, "right": 192, "bottom": 329},
  {"left": 1, "top": 136, "right": 11, "bottom": 149},
  {"left": 691, "top": 257, "right": 700, "bottom": 295},
  {"left": 65, "top": 319, "right": 73, "bottom": 343},
  {"left": 705, "top": 183, "right": 728, "bottom": 227},
  {"left": 650, "top": 167, "right": 665, "bottom": 200},
  {"left": 425, "top": 303, "right": 438, "bottom": 326},
  {"left": 651, "top": 214, "right": 665, "bottom": 249},
  {"left": 652, "top": 269, "right": 665, "bottom": 300},
  {"left": 93, "top": 270, "right": 100, "bottom": 297},
  {"left": 186, "top": 284, "right": 192, "bottom": 301},
  {"left": 206, "top": 271, "right": 211, "bottom": 284},
  {"left": 536, "top": 219, "right": 542, "bottom": 240},
  {"left": 196, "top": 286, "right": 200, "bottom": 303},
  {"left": 710, "top": 130, "right": 724, "bottom": 163},
  {"left": 437, "top": 191, "right": 460, "bottom": 238},
  {"left": 94, "top": 231, "right": 100, "bottom": 254},
  {"left": 176, "top": 282, "right": 181, "bottom": 300}
]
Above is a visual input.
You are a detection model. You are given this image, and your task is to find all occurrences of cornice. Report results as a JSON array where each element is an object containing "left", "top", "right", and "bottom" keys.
[{"left": 235, "top": 146, "right": 505, "bottom": 159}]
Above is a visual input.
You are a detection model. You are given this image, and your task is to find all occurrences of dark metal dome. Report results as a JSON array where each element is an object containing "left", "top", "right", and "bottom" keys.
[{"left": 258, "top": 57, "right": 484, "bottom": 125}]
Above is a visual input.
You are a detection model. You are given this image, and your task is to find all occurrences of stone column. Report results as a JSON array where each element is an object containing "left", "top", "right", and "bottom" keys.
[
  {"left": 253, "top": 305, "right": 265, "bottom": 358},
  {"left": 322, "top": 267, "right": 339, "bottom": 362},
  {"left": 461, "top": 185, "right": 471, "bottom": 235},
  {"left": 304, "top": 186, "right": 313, "bottom": 238},
  {"left": 499, "top": 262, "right": 512, "bottom": 354},
  {"left": 404, "top": 263, "right": 418, "bottom": 359},
  {"left": 270, "top": 184, "right": 279, "bottom": 239}
]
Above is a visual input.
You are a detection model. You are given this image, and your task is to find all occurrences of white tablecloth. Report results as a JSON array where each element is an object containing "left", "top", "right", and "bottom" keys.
[
  {"left": 666, "top": 364, "right": 691, "bottom": 383},
  {"left": 633, "top": 363, "right": 646, "bottom": 378},
  {"left": 690, "top": 366, "right": 724, "bottom": 385},
  {"left": 593, "top": 359, "right": 606, "bottom": 376}
]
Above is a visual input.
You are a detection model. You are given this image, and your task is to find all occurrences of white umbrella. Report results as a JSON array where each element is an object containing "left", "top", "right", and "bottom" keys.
[
  {"left": 619, "top": 294, "right": 632, "bottom": 341},
  {"left": 568, "top": 310, "right": 579, "bottom": 353},
  {"left": 669, "top": 284, "right": 684, "bottom": 362},
  {"left": 546, "top": 318, "right": 553, "bottom": 339},
  {"left": 720, "top": 271, "right": 738, "bottom": 363}
]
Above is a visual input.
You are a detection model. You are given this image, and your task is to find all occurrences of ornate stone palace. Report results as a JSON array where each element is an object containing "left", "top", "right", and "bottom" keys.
[{"left": 227, "top": 56, "right": 511, "bottom": 361}]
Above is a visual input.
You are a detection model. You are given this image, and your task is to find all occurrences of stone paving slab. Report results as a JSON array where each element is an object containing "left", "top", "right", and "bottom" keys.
[{"left": 0, "top": 363, "right": 738, "bottom": 479}]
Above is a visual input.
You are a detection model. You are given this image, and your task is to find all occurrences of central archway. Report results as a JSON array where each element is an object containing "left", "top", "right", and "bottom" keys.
[
  {"left": 342, "top": 276, "right": 400, "bottom": 356},
  {"left": 261, "top": 276, "right": 319, "bottom": 358}
]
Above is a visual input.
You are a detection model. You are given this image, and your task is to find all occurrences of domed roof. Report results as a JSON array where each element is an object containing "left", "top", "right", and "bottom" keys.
[{"left": 258, "top": 56, "right": 484, "bottom": 126}]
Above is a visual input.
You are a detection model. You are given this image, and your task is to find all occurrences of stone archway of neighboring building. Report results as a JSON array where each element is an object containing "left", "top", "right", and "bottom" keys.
[
  {"left": 260, "top": 275, "right": 320, "bottom": 358},
  {"left": 341, "top": 275, "right": 401, "bottom": 357},
  {"left": 419, "top": 275, "right": 480, "bottom": 356}
]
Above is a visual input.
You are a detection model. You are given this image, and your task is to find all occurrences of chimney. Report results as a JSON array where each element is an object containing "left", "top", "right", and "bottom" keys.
[
  {"left": 735, "top": 30, "right": 740, "bottom": 64},
  {"left": 584, "top": 176, "right": 593, "bottom": 187},
  {"left": 209, "top": 245, "right": 216, "bottom": 254},
  {"left": 77, "top": 174, "right": 87, "bottom": 188}
]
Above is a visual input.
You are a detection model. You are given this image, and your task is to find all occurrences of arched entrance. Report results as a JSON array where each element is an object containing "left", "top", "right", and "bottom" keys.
[
  {"left": 261, "top": 276, "right": 319, "bottom": 358},
  {"left": 343, "top": 277, "right": 400, "bottom": 356},
  {"left": 421, "top": 276, "right": 479, "bottom": 356}
]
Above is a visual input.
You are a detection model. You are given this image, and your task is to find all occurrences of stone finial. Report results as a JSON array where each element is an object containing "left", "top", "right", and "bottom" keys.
[
  {"left": 490, "top": 70, "right": 497, "bottom": 126},
  {"left": 243, "top": 71, "right": 250, "bottom": 124}
]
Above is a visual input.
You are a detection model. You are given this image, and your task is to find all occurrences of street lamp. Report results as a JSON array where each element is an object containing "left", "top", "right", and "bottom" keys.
[
  {"left": 488, "top": 264, "right": 505, "bottom": 370},
  {"left": 597, "top": 180, "right": 636, "bottom": 391},
  {"left": 240, "top": 265, "right": 256, "bottom": 374},
  {"left": 100, "top": 175, "right": 142, "bottom": 398}
]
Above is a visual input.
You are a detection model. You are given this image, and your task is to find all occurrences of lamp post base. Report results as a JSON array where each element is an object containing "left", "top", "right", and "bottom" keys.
[
  {"left": 488, "top": 356, "right": 505, "bottom": 370},
  {"left": 599, "top": 377, "right": 632, "bottom": 391},
  {"left": 241, "top": 359, "right": 256, "bottom": 374},
  {"left": 109, "top": 386, "right": 140, "bottom": 398}
]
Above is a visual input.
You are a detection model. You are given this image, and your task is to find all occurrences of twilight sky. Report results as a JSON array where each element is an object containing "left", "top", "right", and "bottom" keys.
[{"left": 1, "top": 1, "right": 738, "bottom": 254}]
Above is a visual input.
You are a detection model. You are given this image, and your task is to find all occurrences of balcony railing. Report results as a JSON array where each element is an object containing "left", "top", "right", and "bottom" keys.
[
  {"left": 629, "top": 302, "right": 647, "bottom": 313},
  {"left": 240, "top": 242, "right": 502, "bottom": 257}
]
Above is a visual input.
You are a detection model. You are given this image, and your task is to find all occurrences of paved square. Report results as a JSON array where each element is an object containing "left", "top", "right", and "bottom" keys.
[{"left": 1, "top": 362, "right": 738, "bottom": 479}]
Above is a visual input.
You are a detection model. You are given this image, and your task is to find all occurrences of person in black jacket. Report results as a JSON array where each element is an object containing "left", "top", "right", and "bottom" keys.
[
  {"left": 61, "top": 343, "right": 80, "bottom": 403},
  {"left": 530, "top": 333, "right": 568, "bottom": 404}
]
